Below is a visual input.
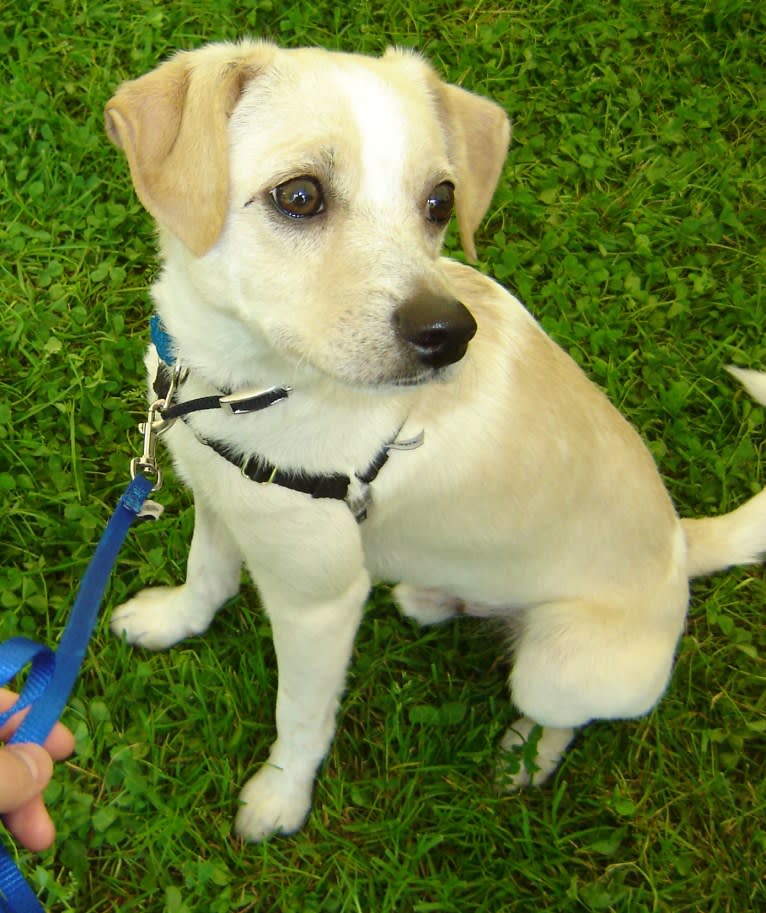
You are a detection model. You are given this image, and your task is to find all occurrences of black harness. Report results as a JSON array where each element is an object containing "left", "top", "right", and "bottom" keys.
[{"left": 150, "top": 321, "right": 420, "bottom": 522}]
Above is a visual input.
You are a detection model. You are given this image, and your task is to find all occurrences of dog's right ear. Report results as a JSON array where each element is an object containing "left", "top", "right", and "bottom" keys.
[
  {"left": 382, "top": 48, "right": 510, "bottom": 262},
  {"left": 437, "top": 83, "right": 511, "bottom": 263},
  {"left": 105, "top": 43, "right": 272, "bottom": 256}
]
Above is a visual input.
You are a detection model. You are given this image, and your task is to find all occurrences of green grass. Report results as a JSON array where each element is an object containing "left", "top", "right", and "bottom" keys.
[{"left": 1, "top": 0, "right": 765, "bottom": 910}]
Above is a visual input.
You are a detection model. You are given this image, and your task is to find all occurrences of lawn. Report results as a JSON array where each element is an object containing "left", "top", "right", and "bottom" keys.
[{"left": 1, "top": 0, "right": 765, "bottom": 911}]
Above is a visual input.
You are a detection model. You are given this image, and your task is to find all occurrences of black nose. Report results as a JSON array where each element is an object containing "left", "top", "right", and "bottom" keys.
[{"left": 393, "top": 291, "right": 477, "bottom": 369}]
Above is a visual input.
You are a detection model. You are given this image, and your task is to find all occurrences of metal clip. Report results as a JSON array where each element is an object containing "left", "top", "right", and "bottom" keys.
[
  {"left": 129, "top": 363, "right": 184, "bottom": 492},
  {"left": 162, "top": 363, "right": 187, "bottom": 409},
  {"left": 130, "top": 401, "right": 167, "bottom": 491},
  {"left": 136, "top": 498, "right": 165, "bottom": 522},
  {"left": 387, "top": 429, "right": 425, "bottom": 451},
  {"left": 219, "top": 385, "right": 291, "bottom": 415},
  {"left": 346, "top": 480, "right": 373, "bottom": 523}
]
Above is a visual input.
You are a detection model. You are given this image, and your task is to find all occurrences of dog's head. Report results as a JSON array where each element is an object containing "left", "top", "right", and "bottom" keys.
[{"left": 106, "top": 41, "right": 510, "bottom": 387}]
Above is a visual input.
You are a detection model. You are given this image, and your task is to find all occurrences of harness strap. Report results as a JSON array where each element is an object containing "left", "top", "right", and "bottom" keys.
[
  {"left": 204, "top": 436, "right": 351, "bottom": 500},
  {"left": 200, "top": 435, "right": 395, "bottom": 521},
  {"left": 148, "top": 328, "right": 417, "bottom": 522},
  {"left": 152, "top": 362, "right": 291, "bottom": 420}
]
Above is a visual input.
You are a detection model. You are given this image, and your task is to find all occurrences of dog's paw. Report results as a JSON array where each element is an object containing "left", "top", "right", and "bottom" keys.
[
  {"left": 392, "top": 583, "right": 462, "bottom": 626},
  {"left": 496, "top": 717, "right": 575, "bottom": 790},
  {"left": 234, "top": 766, "right": 313, "bottom": 842},
  {"left": 110, "top": 586, "right": 213, "bottom": 650}
]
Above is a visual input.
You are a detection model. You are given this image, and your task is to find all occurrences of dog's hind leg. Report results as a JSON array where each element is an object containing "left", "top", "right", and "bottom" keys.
[
  {"left": 497, "top": 716, "right": 576, "bottom": 788},
  {"left": 501, "top": 593, "right": 686, "bottom": 784},
  {"left": 111, "top": 497, "right": 243, "bottom": 649}
]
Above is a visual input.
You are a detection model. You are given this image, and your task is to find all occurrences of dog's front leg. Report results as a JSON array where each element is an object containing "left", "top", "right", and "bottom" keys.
[
  {"left": 235, "top": 566, "right": 370, "bottom": 842},
  {"left": 111, "top": 496, "right": 243, "bottom": 649}
]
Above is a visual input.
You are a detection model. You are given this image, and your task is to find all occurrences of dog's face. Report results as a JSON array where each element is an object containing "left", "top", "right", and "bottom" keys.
[{"left": 106, "top": 41, "right": 510, "bottom": 387}]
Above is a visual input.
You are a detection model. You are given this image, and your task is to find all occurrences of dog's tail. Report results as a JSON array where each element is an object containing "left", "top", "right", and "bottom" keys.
[{"left": 682, "top": 367, "right": 766, "bottom": 578}]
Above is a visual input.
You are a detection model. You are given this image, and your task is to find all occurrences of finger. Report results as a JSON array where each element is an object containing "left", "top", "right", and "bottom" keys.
[
  {"left": 0, "top": 744, "right": 53, "bottom": 813},
  {"left": 0, "top": 688, "right": 25, "bottom": 739},
  {"left": 0, "top": 689, "right": 19, "bottom": 712},
  {"left": 0, "top": 689, "right": 76, "bottom": 759},
  {"left": 2, "top": 795, "right": 56, "bottom": 852},
  {"left": 0, "top": 688, "right": 27, "bottom": 711},
  {"left": 43, "top": 723, "right": 76, "bottom": 761}
]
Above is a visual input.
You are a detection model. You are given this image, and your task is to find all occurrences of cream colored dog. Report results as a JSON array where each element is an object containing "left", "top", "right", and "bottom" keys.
[{"left": 105, "top": 40, "right": 766, "bottom": 842}]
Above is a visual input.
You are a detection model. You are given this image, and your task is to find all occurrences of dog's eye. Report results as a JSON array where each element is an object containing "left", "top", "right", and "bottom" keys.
[
  {"left": 426, "top": 181, "right": 455, "bottom": 225},
  {"left": 270, "top": 176, "right": 325, "bottom": 219}
]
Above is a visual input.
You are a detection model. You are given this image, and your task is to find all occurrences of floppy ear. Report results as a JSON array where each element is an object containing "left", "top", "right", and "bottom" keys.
[
  {"left": 105, "top": 44, "right": 271, "bottom": 256},
  {"left": 436, "top": 82, "right": 511, "bottom": 262}
]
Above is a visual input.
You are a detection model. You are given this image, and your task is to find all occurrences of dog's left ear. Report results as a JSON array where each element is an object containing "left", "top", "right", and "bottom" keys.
[
  {"left": 436, "top": 82, "right": 511, "bottom": 261},
  {"left": 104, "top": 42, "right": 274, "bottom": 256}
]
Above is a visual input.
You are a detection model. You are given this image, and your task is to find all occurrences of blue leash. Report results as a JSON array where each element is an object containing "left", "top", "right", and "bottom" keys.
[{"left": 0, "top": 473, "right": 154, "bottom": 912}]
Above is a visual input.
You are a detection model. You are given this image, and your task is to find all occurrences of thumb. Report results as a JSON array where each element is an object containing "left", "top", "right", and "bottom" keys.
[{"left": 0, "top": 744, "right": 54, "bottom": 814}]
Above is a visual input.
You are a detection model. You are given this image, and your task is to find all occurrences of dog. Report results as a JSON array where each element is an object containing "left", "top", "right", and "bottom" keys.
[{"left": 105, "top": 39, "right": 766, "bottom": 842}]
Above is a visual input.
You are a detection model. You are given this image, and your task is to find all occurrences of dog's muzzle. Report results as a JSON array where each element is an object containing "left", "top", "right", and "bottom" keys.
[{"left": 393, "top": 291, "right": 478, "bottom": 370}]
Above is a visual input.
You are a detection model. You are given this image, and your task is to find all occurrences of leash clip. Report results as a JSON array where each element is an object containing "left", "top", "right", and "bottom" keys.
[
  {"left": 130, "top": 364, "right": 184, "bottom": 492},
  {"left": 130, "top": 401, "right": 167, "bottom": 491}
]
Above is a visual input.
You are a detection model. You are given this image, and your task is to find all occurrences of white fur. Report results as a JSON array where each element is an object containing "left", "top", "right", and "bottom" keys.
[
  {"left": 106, "top": 41, "right": 766, "bottom": 841},
  {"left": 726, "top": 365, "right": 766, "bottom": 406}
]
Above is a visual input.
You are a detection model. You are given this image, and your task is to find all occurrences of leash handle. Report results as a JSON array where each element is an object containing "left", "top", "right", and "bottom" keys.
[
  {"left": 0, "top": 474, "right": 154, "bottom": 912},
  {"left": 0, "top": 641, "right": 56, "bottom": 735}
]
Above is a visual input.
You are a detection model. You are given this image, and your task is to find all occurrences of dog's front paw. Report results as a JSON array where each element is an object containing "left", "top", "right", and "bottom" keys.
[
  {"left": 234, "top": 766, "right": 313, "bottom": 842},
  {"left": 393, "top": 584, "right": 462, "bottom": 626},
  {"left": 110, "top": 585, "right": 213, "bottom": 650}
]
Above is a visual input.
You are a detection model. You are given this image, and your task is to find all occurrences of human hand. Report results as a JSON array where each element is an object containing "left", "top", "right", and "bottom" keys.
[{"left": 0, "top": 689, "right": 76, "bottom": 851}]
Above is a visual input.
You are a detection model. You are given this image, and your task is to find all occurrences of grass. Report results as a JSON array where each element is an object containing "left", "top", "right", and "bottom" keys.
[{"left": 1, "top": 0, "right": 765, "bottom": 910}]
